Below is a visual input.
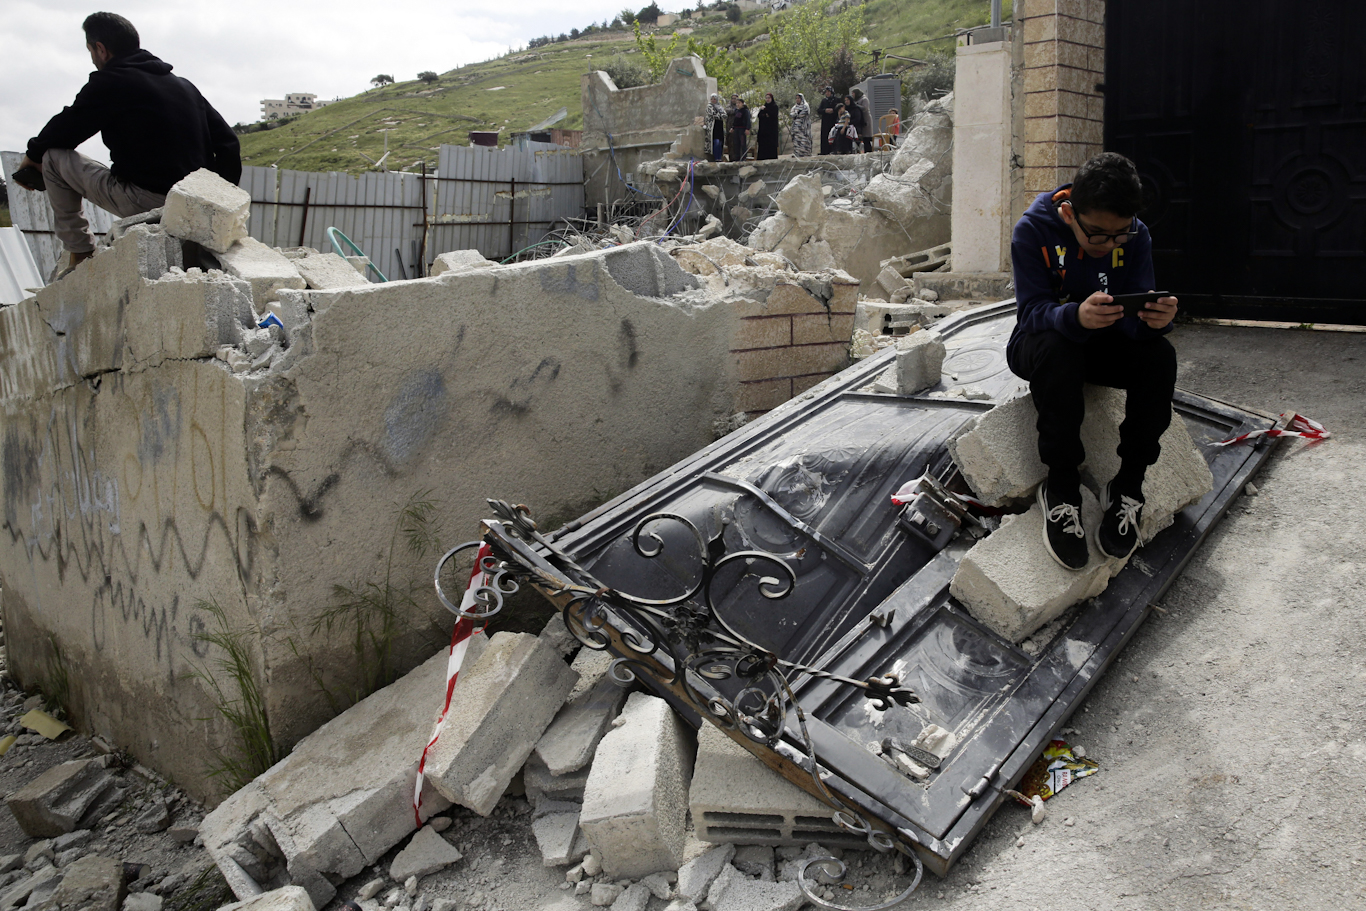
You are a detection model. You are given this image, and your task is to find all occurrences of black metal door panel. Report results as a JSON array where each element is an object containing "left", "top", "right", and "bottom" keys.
[{"left": 1106, "top": 0, "right": 1365, "bottom": 322}]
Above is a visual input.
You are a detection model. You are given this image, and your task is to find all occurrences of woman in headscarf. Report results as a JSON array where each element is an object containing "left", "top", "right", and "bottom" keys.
[
  {"left": 706, "top": 93, "right": 727, "bottom": 162},
  {"left": 789, "top": 92, "right": 811, "bottom": 158},
  {"left": 728, "top": 95, "right": 751, "bottom": 162},
  {"left": 843, "top": 94, "right": 865, "bottom": 154},
  {"left": 828, "top": 111, "right": 857, "bottom": 155},
  {"left": 852, "top": 87, "right": 874, "bottom": 153},
  {"left": 816, "top": 86, "right": 839, "bottom": 155},
  {"left": 756, "top": 92, "right": 780, "bottom": 160}
]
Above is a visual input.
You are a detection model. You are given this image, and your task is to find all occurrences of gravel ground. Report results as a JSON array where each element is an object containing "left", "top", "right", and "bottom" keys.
[{"left": 1, "top": 322, "right": 1361, "bottom": 911}]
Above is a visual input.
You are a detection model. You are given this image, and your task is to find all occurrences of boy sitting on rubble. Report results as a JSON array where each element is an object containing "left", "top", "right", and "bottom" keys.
[{"left": 1007, "top": 152, "right": 1179, "bottom": 570}]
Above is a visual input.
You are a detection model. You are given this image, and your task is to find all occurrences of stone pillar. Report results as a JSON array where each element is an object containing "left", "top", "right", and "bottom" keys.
[
  {"left": 951, "top": 36, "right": 1015, "bottom": 273},
  {"left": 1020, "top": 0, "right": 1106, "bottom": 197}
]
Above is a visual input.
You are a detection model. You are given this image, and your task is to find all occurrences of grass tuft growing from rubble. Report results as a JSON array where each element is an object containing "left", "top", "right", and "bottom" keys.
[
  {"left": 186, "top": 599, "right": 280, "bottom": 793},
  {"left": 296, "top": 489, "right": 446, "bottom": 711},
  {"left": 42, "top": 635, "right": 72, "bottom": 718},
  {"left": 165, "top": 865, "right": 235, "bottom": 911}
]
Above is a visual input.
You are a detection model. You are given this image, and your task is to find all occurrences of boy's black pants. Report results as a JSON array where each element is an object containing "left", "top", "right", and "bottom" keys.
[{"left": 1008, "top": 329, "right": 1178, "bottom": 488}]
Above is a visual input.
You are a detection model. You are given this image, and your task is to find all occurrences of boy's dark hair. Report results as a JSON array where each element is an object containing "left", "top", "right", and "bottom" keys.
[
  {"left": 1070, "top": 152, "right": 1143, "bottom": 217},
  {"left": 82, "top": 12, "right": 140, "bottom": 58}
]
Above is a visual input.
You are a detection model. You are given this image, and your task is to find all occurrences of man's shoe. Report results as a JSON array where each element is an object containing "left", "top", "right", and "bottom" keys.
[
  {"left": 55, "top": 250, "right": 94, "bottom": 280},
  {"left": 1038, "top": 480, "right": 1088, "bottom": 571},
  {"left": 1097, "top": 481, "right": 1144, "bottom": 560}
]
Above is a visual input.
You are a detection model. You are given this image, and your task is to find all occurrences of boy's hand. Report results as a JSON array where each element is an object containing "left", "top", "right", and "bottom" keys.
[
  {"left": 1077, "top": 292, "right": 1123, "bottom": 329},
  {"left": 1139, "top": 294, "right": 1179, "bottom": 330}
]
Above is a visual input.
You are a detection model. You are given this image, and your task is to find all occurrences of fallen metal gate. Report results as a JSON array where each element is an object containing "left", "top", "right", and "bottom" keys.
[{"left": 458, "top": 302, "right": 1278, "bottom": 890}]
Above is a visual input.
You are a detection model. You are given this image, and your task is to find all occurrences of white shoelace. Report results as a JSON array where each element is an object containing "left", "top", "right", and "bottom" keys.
[
  {"left": 1046, "top": 501, "right": 1085, "bottom": 538},
  {"left": 1115, "top": 495, "right": 1142, "bottom": 536}
]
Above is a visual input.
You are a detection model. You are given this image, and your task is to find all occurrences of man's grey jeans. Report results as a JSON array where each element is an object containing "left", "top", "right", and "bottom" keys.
[{"left": 42, "top": 149, "right": 166, "bottom": 254}]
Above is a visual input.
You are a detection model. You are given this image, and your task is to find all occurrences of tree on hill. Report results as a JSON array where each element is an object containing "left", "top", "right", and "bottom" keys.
[
  {"left": 619, "top": 8, "right": 637, "bottom": 25},
  {"left": 637, "top": 2, "right": 662, "bottom": 24},
  {"left": 725, "top": 4, "right": 742, "bottom": 23},
  {"left": 371, "top": 74, "right": 394, "bottom": 87},
  {"left": 418, "top": 71, "right": 439, "bottom": 84}
]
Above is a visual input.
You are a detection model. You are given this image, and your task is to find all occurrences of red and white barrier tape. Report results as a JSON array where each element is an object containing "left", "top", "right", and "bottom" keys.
[
  {"left": 1213, "top": 412, "right": 1330, "bottom": 447},
  {"left": 413, "top": 542, "right": 491, "bottom": 827}
]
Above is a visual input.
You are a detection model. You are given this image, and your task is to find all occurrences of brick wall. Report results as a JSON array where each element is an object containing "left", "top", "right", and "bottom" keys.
[
  {"left": 729, "top": 278, "right": 858, "bottom": 414},
  {"left": 1020, "top": 0, "right": 1106, "bottom": 197}
]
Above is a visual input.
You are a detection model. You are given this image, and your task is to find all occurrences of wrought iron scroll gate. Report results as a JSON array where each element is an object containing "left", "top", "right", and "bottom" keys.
[
  {"left": 1105, "top": 0, "right": 1365, "bottom": 324},
  {"left": 440, "top": 301, "right": 1281, "bottom": 894}
]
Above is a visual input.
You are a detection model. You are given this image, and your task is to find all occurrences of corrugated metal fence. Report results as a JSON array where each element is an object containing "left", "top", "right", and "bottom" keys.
[{"left": 4, "top": 143, "right": 584, "bottom": 289}]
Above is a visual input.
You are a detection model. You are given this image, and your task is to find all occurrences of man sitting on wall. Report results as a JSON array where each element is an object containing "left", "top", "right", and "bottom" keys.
[{"left": 15, "top": 12, "right": 241, "bottom": 276}]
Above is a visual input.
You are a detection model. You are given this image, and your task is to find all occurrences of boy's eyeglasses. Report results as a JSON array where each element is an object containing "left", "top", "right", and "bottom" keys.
[{"left": 1063, "top": 201, "right": 1135, "bottom": 244}]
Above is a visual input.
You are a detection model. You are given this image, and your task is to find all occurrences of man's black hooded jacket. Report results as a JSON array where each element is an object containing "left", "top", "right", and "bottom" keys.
[{"left": 26, "top": 50, "right": 241, "bottom": 195}]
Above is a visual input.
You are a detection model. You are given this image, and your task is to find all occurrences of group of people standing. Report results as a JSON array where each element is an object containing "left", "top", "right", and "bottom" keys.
[{"left": 705, "top": 86, "right": 897, "bottom": 162}]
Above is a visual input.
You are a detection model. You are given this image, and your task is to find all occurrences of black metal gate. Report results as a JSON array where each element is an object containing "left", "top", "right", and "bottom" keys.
[{"left": 1105, "top": 0, "right": 1365, "bottom": 323}]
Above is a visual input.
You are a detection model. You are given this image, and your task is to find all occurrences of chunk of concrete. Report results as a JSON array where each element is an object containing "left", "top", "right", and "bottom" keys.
[
  {"left": 524, "top": 753, "right": 591, "bottom": 807},
  {"left": 690, "top": 726, "right": 857, "bottom": 848},
  {"left": 218, "top": 886, "right": 316, "bottom": 911},
  {"left": 590, "top": 883, "right": 624, "bottom": 906},
  {"left": 863, "top": 163, "right": 946, "bottom": 232},
  {"left": 43, "top": 855, "right": 126, "bottom": 911},
  {"left": 534, "top": 672, "right": 630, "bottom": 776},
  {"left": 201, "top": 637, "right": 488, "bottom": 905},
  {"left": 948, "top": 387, "right": 1214, "bottom": 536},
  {"left": 895, "top": 330, "right": 945, "bottom": 395},
  {"left": 578, "top": 692, "right": 694, "bottom": 879},
  {"left": 292, "top": 252, "right": 370, "bottom": 290},
  {"left": 0, "top": 864, "right": 63, "bottom": 911},
  {"left": 732, "top": 845, "right": 775, "bottom": 880},
  {"left": 950, "top": 487, "right": 1124, "bottom": 642},
  {"left": 610, "top": 883, "right": 650, "bottom": 911},
  {"left": 216, "top": 237, "right": 306, "bottom": 303},
  {"left": 6, "top": 759, "right": 115, "bottom": 837},
  {"left": 747, "top": 214, "right": 810, "bottom": 260},
  {"left": 531, "top": 809, "right": 589, "bottom": 867},
  {"left": 877, "top": 265, "right": 910, "bottom": 298},
  {"left": 675, "top": 844, "right": 735, "bottom": 903},
  {"left": 162, "top": 169, "right": 250, "bottom": 254},
  {"left": 794, "top": 240, "right": 836, "bottom": 273},
  {"left": 430, "top": 250, "right": 494, "bottom": 277},
  {"left": 123, "top": 893, "right": 163, "bottom": 911},
  {"left": 389, "top": 827, "right": 463, "bottom": 882},
  {"left": 706, "top": 864, "right": 803, "bottom": 911},
  {"left": 426, "top": 632, "right": 579, "bottom": 816},
  {"left": 774, "top": 175, "right": 825, "bottom": 228}
]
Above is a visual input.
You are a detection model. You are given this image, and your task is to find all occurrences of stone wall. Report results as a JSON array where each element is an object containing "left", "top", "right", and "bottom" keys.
[
  {"left": 581, "top": 57, "right": 715, "bottom": 209},
  {"left": 0, "top": 222, "right": 852, "bottom": 801},
  {"left": 1019, "top": 0, "right": 1106, "bottom": 196}
]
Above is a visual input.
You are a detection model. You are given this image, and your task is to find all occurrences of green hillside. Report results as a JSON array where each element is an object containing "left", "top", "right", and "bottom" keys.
[{"left": 238, "top": 0, "right": 1009, "bottom": 175}]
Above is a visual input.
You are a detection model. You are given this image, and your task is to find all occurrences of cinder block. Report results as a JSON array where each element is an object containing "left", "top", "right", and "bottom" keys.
[
  {"left": 949, "top": 387, "right": 1214, "bottom": 539},
  {"left": 896, "top": 330, "right": 946, "bottom": 395},
  {"left": 524, "top": 753, "right": 590, "bottom": 806},
  {"left": 427, "top": 632, "right": 579, "bottom": 816},
  {"left": 162, "top": 169, "right": 250, "bottom": 254},
  {"left": 579, "top": 693, "right": 694, "bottom": 879},
  {"left": 950, "top": 487, "right": 1123, "bottom": 642},
  {"left": 217, "top": 237, "right": 306, "bottom": 304},
  {"left": 689, "top": 726, "right": 859, "bottom": 849},
  {"left": 534, "top": 673, "right": 630, "bottom": 777},
  {"left": 293, "top": 252, "right": 370, "bottom": 290}
]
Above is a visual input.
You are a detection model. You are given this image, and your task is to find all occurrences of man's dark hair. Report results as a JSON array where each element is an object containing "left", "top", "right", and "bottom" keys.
[
  {"left": 1070, "top": 152, "right": 1143, "bottom": 217},
  {"left": 82, "top": 12, "right": 140, "bottom": 58}
]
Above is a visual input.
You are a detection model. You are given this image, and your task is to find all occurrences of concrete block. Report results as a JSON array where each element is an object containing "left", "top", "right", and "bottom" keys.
[
  {"left": 773, "top": 175, "right": 825, "bottom": 228},
  {"left": 218, "top": 886, "right": 316, "bottom": 911},
  {"left": 706, "top": 864, "right": 803, "bottom": 911},
  {"left": 534, "top": 672, "right": 630, "bottom": 776},
  {"left": 44, "top": 855, "right": 126, "bottom": 911},
  {"left": 950, "top": 487, "right": 1124, "bottom": 642},
  {"left": 427, "top": 632, "right": 579, "bottom": 816},
  {"left": 579, "top": 692, "right": 694, "bottom": 879},
  {"left": 610, "top": 883, "right": 650, "bottom": 911},
  {"left": 217, "top": 237, "right": 306, "bottom": 303},
  {"left": 532, "top": 809, "right": 589, "bottom": 867},
  {"left": 388, "top": 827, "right": 463, "bottom": 881},
  {"left": 912, "top": 271, "right": 1013, "bottom": 302},
  {"left": 876, "top": 266, "right": 910, "bottom": 297},
  {"left": 202, "top": 638, "right": 488, "bottom": 903},
  {"left": 690, "top": 726, "right": 858, "bottom": 849},
  {"left": 895, "top": 331, "right": 946, "bottom": 395},
  {"left": 675, "top": 844, "right": 735, "bottom": 903},
  {"left": 430, "top": 250, "right": 494, "bottom": 277},
  {"left": 6, "top": 760, "right": 115, "bottom": 837},
  {"left": 524, "top": 754, "right": 591, "bottom": 806},
  {"left": 292, "top": 252, "right": 370, "bottom": 290},
  {"left": 946, "top": 393, "right": 1042, "bottom": 505},
  {"left": 162, "top": 169, "right": 250, "bottom": 254}
]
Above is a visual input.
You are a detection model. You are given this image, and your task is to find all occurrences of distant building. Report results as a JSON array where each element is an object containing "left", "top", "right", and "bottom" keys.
[
  {"left": 259, "top": 93, "right": 335, "bottom": 120},
  {"left": 656, "top": 13, "right": 678, "bottom": 26}
]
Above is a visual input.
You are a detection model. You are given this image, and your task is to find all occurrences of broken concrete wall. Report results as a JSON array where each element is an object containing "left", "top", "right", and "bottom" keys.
[
  {"left": 0, "top": 187, "right": 856, "bottom": 800},
  {"left": 581, "top": 57, "right": 715, "bottom": 209}
]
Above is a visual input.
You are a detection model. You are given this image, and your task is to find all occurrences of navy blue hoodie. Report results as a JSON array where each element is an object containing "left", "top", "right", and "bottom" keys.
[
  {"left": 27, "top": 50, "right": 241, "bottom": 196},
  {"left": 1007, "top": 185, "right": 1169, "bottom": 366}
]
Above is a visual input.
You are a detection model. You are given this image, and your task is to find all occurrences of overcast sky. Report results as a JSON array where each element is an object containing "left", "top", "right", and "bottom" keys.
[{"left": 2, "top": 0, "right": 636, "bottom": 165}]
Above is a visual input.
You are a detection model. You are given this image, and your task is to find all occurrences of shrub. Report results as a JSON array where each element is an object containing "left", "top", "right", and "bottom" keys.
[
  {"left": 417, "top": 71, "right": 439, "bottom": 84},
  {"left": 603, "top": 53, "right": 650, "bottom": 89}
]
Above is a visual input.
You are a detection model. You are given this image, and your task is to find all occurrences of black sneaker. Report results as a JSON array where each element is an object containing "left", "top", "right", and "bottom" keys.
[
  {"left": 1098, "top": 481, "right": 1144, "bottom": 560},
  {"left": 1038, "top": 480, "right": 1088, "bottom": 571}
]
